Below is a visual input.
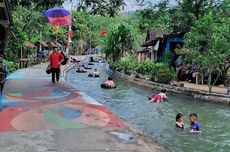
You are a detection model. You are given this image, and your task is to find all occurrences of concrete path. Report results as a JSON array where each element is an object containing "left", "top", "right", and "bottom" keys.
[
  {"left": 183, "top": 82, "right": 227, "bottom": 94},
  {"left": 0, "top": 63, "right": 169, "bottom": 152}
]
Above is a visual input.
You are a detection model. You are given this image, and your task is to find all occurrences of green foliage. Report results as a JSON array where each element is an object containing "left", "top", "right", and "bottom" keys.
[
  {"left": 153, "top": 63, "right": 176, "bottom": 84},
  {"left": 181, "top": 11, "right": 230, "bottom": 92},
  {"left": 102, "top": 23, "right": 135, "bottom": 62},
  {"left": 136, "top": 60, "right": 156, "bottom": 75},
  {"left": 72, "top": 10, "right": 90, "bottom": 41},
  {"left": 83, "top": 0, "right": 125, "bottom": 17},
  {"left": 113, "top": 56, "right": 138, "bottom": 72},
  {"left": 136, "top": 61, "right": 175, "bottom": 84},
  {"left": 134, "top": 3, "right": 172, "bottom": 33},
  {"left": 4, "top": 1, "right": 66, "bottom": 61},
  {"left": 9, "top": 0, "right": 65, "bottom": 10},
  {"left": 4, "top": 60, "right": 19, "bottom": 73}
]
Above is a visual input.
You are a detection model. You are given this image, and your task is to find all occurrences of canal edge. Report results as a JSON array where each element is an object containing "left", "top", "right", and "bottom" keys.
[{"left": 105, "top": 65, "right": 230, "bottom": 106}]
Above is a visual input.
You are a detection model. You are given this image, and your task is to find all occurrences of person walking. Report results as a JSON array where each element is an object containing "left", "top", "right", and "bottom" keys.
[{"left": 49, "top": 46, "right": 64, "bottom": 83}]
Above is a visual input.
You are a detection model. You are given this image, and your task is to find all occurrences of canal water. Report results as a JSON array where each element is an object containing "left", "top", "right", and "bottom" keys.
[{"left": 67, "top": 63, "right": 230, "bottom": 152}]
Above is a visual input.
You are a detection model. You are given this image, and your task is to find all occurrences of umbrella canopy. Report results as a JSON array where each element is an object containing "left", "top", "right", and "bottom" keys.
[
  {"left": 44, "top": 7, "right": 71, "bottom": 27},
  {"left": 44, "top": 7, "right": 70, "bottom": 18},
  {"left": 48, "top": 15, "right": 71, "bottom": 26}
]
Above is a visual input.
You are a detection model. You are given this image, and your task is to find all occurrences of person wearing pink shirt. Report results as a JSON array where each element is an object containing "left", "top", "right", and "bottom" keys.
[{"left": 104, "top": 77, "right": 116, "bottom": 88}]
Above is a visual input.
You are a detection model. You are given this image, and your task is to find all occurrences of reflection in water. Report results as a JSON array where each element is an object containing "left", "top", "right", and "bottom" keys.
[{"left": 67, "top": 63, "right": 230, "bottom": 152}]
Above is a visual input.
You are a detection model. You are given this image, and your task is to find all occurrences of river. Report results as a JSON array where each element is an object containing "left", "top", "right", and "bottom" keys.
[{"left": 66, "top": 62, "right": 230, "bottom": 152}]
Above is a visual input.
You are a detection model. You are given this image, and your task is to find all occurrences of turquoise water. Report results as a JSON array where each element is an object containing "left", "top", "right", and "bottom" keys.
[{"left": 67, "top": 63, "right": 230, "bottom": 152}]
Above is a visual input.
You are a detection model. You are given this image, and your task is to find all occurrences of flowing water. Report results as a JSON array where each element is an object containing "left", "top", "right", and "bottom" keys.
[{"left": 67, "top": 63, "right": 230, "bottom": 152}]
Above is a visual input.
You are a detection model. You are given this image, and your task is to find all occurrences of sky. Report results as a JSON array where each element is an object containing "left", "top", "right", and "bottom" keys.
[{"left": 63, "top": 0, "right": 177, "bottom": 12}]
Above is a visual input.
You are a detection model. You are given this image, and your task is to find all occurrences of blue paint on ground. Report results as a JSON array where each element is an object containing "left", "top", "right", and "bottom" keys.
[
  {"left": 0, "top": 96, "right": 21, "bottom": 106},
  {"left": 52, "top": 90, "right": 72, "bottom": 98},
  {"left": 58, "top": 105, "right": 81, "bottom": 120},
  {"left": 6, "top": 71, "right": 25, "bottom": 80}
]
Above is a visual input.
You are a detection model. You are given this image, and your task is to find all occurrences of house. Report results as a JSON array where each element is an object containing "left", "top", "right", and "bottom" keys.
[
  {"left": 138, "top": 30, "right": 185, "bottom": 63},
  {"left": 138, "top": 31, "right": 164, "bottom": 62},
  {"left": 0, "top": 0, "right": 12, "bottom": 55}
]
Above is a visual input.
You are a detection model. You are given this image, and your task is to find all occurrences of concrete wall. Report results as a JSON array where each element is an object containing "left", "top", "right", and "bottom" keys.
[{"left": 106, "top": 66, "right": 230, "bottom": 106}]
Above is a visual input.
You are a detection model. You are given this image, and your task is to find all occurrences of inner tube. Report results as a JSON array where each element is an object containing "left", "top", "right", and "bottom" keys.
[
  {"left": 88, "top": 73, "right": 100, "bottom": 77},
  {"left": 88, "top": 63, "right": 94, "bottom": 65},
  {"left": 101, "top": 84, "right": 116, "bottom": 89},
  {"left": 84, "top": 67, "right": 92, "bottom": 69},
  {"left": 61, "top": 57, "right": 68, "bottom": 65},
  {"left": 92, "top": 61, "right": 99, "bottom": 63},
  {"left": 61, "top": 52, "right": 68, "bottom": 65},
  {"left": 76, "top": 70, "right": 87, "bottom": 73}
]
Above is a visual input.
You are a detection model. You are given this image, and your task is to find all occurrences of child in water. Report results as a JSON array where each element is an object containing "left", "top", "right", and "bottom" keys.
[
  {"left": 175, "top": 113, "right": 184, "bottom": 129},
  {"left": 93, "top": 68, "right": 100, "bottom": 76},
  {"left": 189, "top": 113, "right": 201, "bottom": 133},
  {"left": 104, "top": 77, "right": 115, "bottom": 87},
  {"left": 148, "top": 89, "right": 168, "bottom": 103}
]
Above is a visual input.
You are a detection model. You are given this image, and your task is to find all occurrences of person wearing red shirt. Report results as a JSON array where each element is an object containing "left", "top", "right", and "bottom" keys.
[{"left": 49, "top": 46, "right": 64, "bottom": 83}]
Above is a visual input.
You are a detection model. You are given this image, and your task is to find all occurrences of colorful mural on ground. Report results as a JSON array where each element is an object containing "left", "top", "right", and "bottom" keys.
[{"left": 0, "top": 66, "right": 125, "bottom": 132}]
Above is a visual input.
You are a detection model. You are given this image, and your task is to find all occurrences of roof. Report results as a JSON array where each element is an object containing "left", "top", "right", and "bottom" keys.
[
  {"left": 49, "top": 41, "right": 62, "bottom": 47},
  {"left": 142, "top": 38, "right": 160, "bottom": 47},
  {"left": 163, "top": 31, "right": 185, "bottom": 39},
  {"left": 141, "top": 29, "right": 165, "bottom": 47},
  {"left": 0, "top": 0, "right": 12, "bottom": 25},
  {"left": 24, "top": 41, "right": 35, "bottom": 48},
  {"left": 137, "top": 47, "right": 151, "bottom": 53},
  {"left": 35, "top": 41, "right": 48, "bottom": 47}
]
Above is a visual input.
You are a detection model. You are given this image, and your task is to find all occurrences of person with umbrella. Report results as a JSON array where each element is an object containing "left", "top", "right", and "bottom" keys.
[{"left": 49, "top": 46, "right": 64, "bottom": 83}]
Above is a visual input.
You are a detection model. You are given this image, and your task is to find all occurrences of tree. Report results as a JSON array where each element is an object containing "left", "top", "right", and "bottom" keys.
[
  {"left": 134, "top": 1, "right": 172, "bottom": 33},
  {"left": 4, "top": 1, "right": 66, "bottom": 61},
  {"left": 8, "top": 0, "right": 65, "bottom": 10},
  {"left": 81, "top": 0, "right": 125, "bottom": 17},
  {"left": 102, "top": 23, "right": 135, "bottom": 62},
  {"left": 181, "top": 12, "right": 230, "bottom": 93},
  {"left": 172, "top": 0, "right": 219, "bottom": 32}
]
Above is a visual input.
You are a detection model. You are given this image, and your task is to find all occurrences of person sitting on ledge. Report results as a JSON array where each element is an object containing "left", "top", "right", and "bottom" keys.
[
  {"left": 104, "top": 77, "right": 115, "bottom": 88},
  {"left": 147, "top": 89, "right": 168, "bottom": 103}
]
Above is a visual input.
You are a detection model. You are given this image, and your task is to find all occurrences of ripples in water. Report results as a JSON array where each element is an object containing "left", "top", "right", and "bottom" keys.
[{"left": 67, "top": 64, "right": 230, "bottom": 152}]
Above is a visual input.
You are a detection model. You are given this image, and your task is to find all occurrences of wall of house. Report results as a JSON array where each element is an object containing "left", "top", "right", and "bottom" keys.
[{"left": 138, "top": 51, "right": 151, "bottom": 62}]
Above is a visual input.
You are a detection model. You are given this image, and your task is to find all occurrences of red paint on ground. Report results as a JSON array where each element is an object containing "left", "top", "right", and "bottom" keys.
[{"left": 0, "top": 107, "right": 27, "bottom": 132}]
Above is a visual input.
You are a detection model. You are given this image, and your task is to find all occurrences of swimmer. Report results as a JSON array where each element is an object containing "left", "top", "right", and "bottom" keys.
[
  {"left": 147, "top": 89, "right": 168, "bottom": 103},
  {"left": 104, "top": 77, "right": 115, "bottom": 88},
  {"left": 93, "top": 68, "right": 100, "bottom": 76},
  {"left": 189, "top": 113, "right": 201, "bottom": 133},
  {"left": 175, "top": 113, "right": 184, "bottom": 129}
]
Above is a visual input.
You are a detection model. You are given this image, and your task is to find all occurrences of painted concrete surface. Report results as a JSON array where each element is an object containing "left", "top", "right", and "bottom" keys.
[{"left": 0, "top": 63, "right": 169, "bottom": 152}]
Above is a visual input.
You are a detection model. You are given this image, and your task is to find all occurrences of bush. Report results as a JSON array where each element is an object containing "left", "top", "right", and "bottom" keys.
[
  {"left": 4, "top": 60, "right": 19, "bottom": 73},
  {"left": 154, "top": 63, "right": 176, "bottom": 84},
  {"left": 136, "top": 61, "right": 176, "bottom": 84},
  {"left": 114, "top": 56, "right": 138, "bottom": 73},
  {"left": 136, "top": 60, "right": 156, "bottom": 75}
]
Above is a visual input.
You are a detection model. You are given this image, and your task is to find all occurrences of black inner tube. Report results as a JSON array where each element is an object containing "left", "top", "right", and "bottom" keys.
[{"left": 101, "top": 84, "right": 116, "bottom": 89}]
